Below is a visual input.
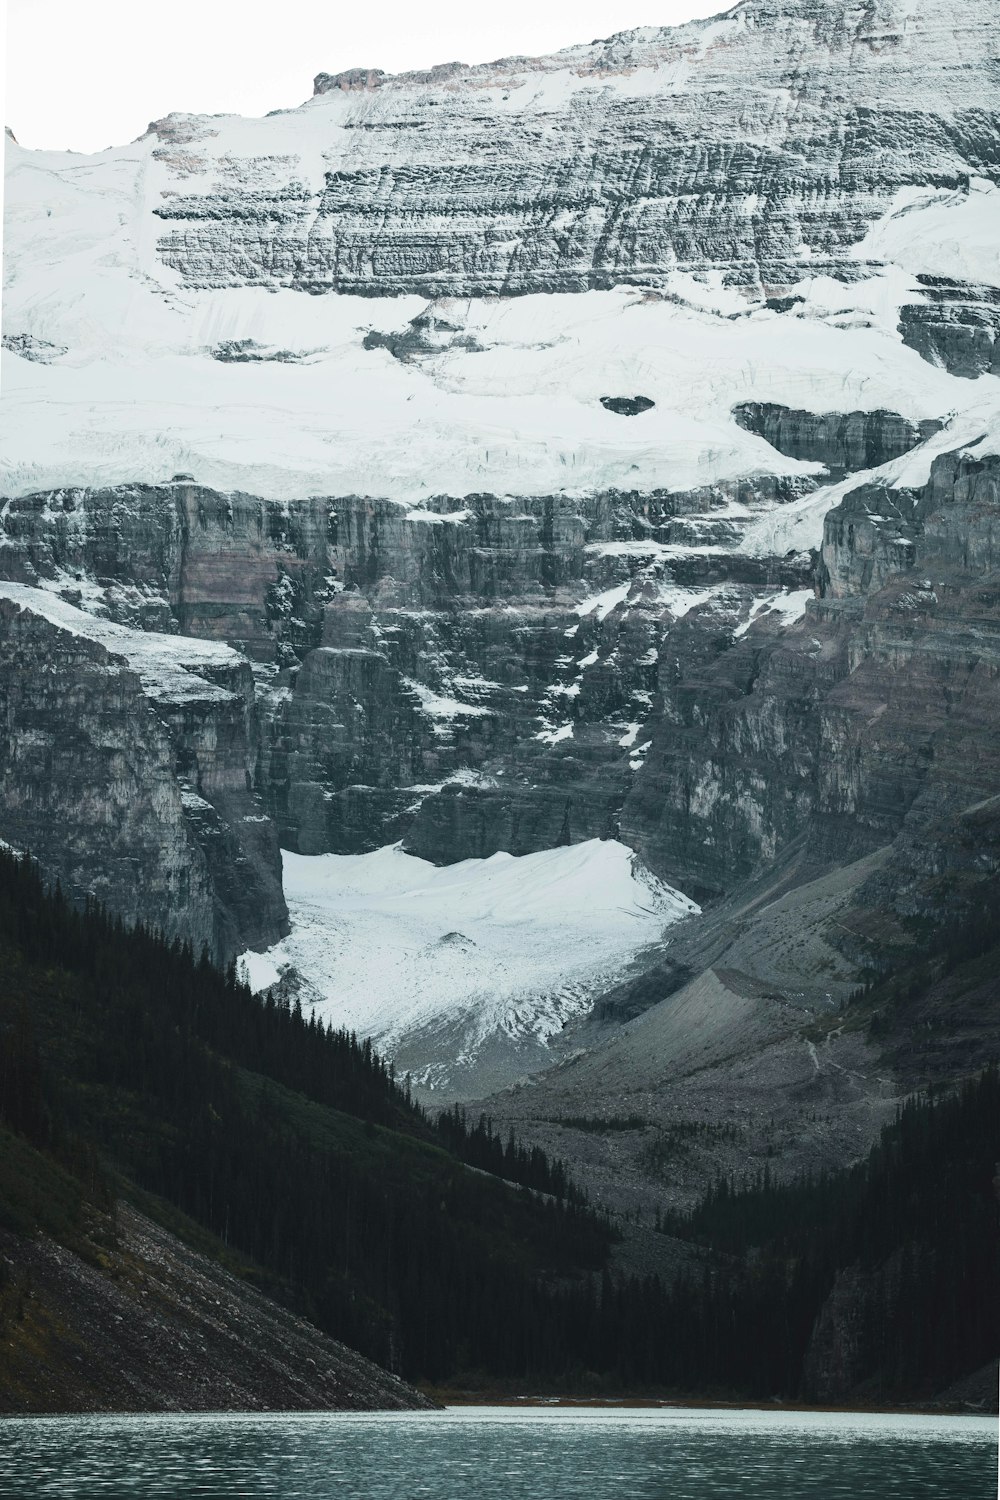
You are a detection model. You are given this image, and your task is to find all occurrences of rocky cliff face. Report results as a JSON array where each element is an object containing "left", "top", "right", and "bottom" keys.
[
  {"left": 4, "top": 437, "right": 994, "bottom": 959},
  {"left": 899, "top": 279, "right": 1000, "bottom": 379},
  {"left": 621, "top": 445, "right": 1000, "bottom": 910},
  {"left": 150, "top": 0, "right": 999, "bottom": 298},
  {"left": 0, "top": 473, "right": 819, "bottom": 873},
  {"left": 0, "top": 586, "right": 287, "bottom": 959}
]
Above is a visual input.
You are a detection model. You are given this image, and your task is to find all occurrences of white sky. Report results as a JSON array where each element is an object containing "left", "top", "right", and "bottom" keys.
[{"left": 4, "top": 0, "right": 724, "bottom": 153}]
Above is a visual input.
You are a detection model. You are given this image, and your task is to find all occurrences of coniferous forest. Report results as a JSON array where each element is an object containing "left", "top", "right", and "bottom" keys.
[{"left": 0, "top": 846, "right": 997, "bottom": 1399}]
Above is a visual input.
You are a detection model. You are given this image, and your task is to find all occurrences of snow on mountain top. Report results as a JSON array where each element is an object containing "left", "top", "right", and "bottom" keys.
[
  {"left": 240, "top": 839, "right": 698, "bottom": 1096},
  {"left": 2, "top": 0, "right": 999, "bottom": 504},
  {"left": 305, "top": 0, "right": 992, "bottom": 111},
  {"left": 0, "top": 582, "right": 241, "bottom": 701}
]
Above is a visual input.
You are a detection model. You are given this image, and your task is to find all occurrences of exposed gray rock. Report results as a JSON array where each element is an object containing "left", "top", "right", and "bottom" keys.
[
  {"left": 152, "top": 1, "right": 1000, "bottom": 298},
  {"left": 1, "top": 332, "right": 67, "bottom": 363},
  {"left": 600, "top": 397, "right": 655, "bottom": 416},
  {"left": 0, "top": 588, "right": 287, "bottom": 960},
  {"left": 733, "top": 403, "right": 940, "bottom": 481},
  {"left": 626, "top": 448, "right": 1000, "bottom": 904},
  {"left": 211, "top": 339, "right": 307, "bottom": 363},
  {"left": 363, "top": 310, "right": 484, "bottom": 362},
  {"left": 899, "top": 277, "right": 1000, "bottom": 377},
  {"left": 313, "top": 68, "right": 387, "bottom": 94},
  {"left": 0, "top": 474, "right": 817, "bottom": 869}
]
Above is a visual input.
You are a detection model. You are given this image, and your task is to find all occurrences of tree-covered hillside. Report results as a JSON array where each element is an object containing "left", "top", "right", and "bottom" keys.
[
  {"left": 1, "top": 847, "right": 996, "bottom": 1401},
  {"left": 0, "top": 848, "right": 610, "bottom": 1383}
]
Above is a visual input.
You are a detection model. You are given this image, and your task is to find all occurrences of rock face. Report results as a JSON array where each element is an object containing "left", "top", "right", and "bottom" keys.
[
  {"left": 899, "top": 278, "right": 1000, "bottom": 378},
  {"left": 6, "top": 442, "right": 994, "bottom": 931},
  {"left": 150, "top": 0, "right": 999, "bottom": 297},
  {"left": 732, "top": 404, "right": 941, "bottom": 481},
  {"left": 623, "top": 446, "right": 1000, "bottom": 908},
  {"left": 0, "top": 586, "right": 287, "bottom": 960},
  {"left": 0, "top": 477, "right": 819, "bottom": 870}
]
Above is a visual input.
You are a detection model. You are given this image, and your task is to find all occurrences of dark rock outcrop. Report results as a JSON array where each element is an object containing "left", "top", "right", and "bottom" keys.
[
  {"left": 899, "top": 277, "right": 1000, "bottom": 377},
  {"left": 733, "top": 403, "right": 940, "bottom": 480},
  {"left": 600, "top": 397, "right": 655, "bottom": 416}
]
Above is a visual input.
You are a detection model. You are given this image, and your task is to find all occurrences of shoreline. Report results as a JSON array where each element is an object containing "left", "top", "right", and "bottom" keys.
[{"left": 423, "top": 1391, "right": 998, "bottom": 1418}]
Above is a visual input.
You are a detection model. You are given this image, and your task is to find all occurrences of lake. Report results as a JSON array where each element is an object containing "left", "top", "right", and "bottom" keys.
[{"left": 0, "top": 1406, "right": 994, "bottom": 1498}]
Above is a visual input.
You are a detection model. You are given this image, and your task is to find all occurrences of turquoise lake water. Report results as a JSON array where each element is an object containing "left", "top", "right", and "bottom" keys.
[{"left": 0, "top": 1406, "right": 994, "bottom": 1499}]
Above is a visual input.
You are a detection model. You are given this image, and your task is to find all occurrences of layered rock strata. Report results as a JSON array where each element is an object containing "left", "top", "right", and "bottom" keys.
[
  {"left": 0, "top": 473, "right": 818, "bottom": 870},
  {"left": 151, "top": 0, "right": 1000, "bottom": 297}
]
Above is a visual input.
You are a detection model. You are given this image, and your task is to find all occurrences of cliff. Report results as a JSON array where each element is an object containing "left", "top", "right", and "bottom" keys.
[
  {"left": 150, "top": 0, "right": 998, "bottom": 297},
  {"left": 0, "top": 585, "right": 287, "bottom": 959}
]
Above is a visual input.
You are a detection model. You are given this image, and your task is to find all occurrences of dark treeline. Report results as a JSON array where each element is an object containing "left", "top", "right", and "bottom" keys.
[
  {"left": 542, "top": 1115, "right": 649, "bottom": 1133},
  {"left": 1, "top": 845, "right": 997, "bottom": 1397},
  {"left": 436, "top": 1106, "right": 584, "bottom": 1204},
  {"left": 0, "top": 847, "right": 611, "bottom": 1379},
  {"left": 651, "top": 1068, "right": 1000, "bottom": 1396},
  {"left": 0, "top": 849, "right": 582, "bottom": 1198}
]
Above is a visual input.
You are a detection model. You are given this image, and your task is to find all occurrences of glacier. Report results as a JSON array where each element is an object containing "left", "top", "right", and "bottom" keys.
[{"left": 240, "top": 839, "right": 697, "bottom": 1096}]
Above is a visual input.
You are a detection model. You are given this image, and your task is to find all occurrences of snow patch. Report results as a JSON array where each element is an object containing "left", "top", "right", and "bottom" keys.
[
  {"left": 853, "top": 179, "right": 1000, "bottom": 288},
  {"left": 0, "top": 582, "right": 240, "bottom": 702},
  {"left": 535, "top": 722, "right": 574, "bottom": 745},
  {"left": 240, "top": 840, "right": 698, "bottom": 1093},
  {"left": 403, "top": 677, "right": 492, "bottom": 726},
  {"left": 733, "top": 588, "right": 813, "bottom": 639},
  {"left": 575, "top": 583, "right": 630, "bottom": 620}
]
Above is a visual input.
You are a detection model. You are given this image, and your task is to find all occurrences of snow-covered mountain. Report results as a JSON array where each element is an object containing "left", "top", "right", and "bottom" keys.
[
  {"left": 2, "top": 0, "right": 999, "bottom": 1104},
  {"left": 4, "top": 0, "right": 1000, "bottom": 502}
]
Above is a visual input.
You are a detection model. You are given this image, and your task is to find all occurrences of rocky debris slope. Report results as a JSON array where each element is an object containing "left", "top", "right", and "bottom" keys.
[
  {"left": 0, "top": 1203, "right": 433, "bottom": 1413},
  {"left": 0, "top": 584, "right": 287, "bottom": 959}
]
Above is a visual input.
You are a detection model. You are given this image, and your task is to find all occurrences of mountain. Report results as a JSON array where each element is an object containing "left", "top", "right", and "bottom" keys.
[{"left": 1, "top": 0, "right": 999, "bottom": 1129}]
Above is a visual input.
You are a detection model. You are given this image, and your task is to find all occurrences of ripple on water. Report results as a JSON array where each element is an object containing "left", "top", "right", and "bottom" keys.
[{"left": 0, "top": 1408, "right": 995, "bottom": 1499}]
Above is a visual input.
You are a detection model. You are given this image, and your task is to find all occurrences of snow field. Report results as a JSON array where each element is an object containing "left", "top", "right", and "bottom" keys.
[
  {"left": 239, "top": 839, "right": 698, "bottom": 1087},
  {"left": 4, "top": 124, "right": 999, "bottom": 507}
]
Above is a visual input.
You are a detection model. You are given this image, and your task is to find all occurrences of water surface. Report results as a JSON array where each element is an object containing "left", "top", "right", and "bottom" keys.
[{"left": 0, "top": 1406, "right": 994, "bottom": 1499}]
